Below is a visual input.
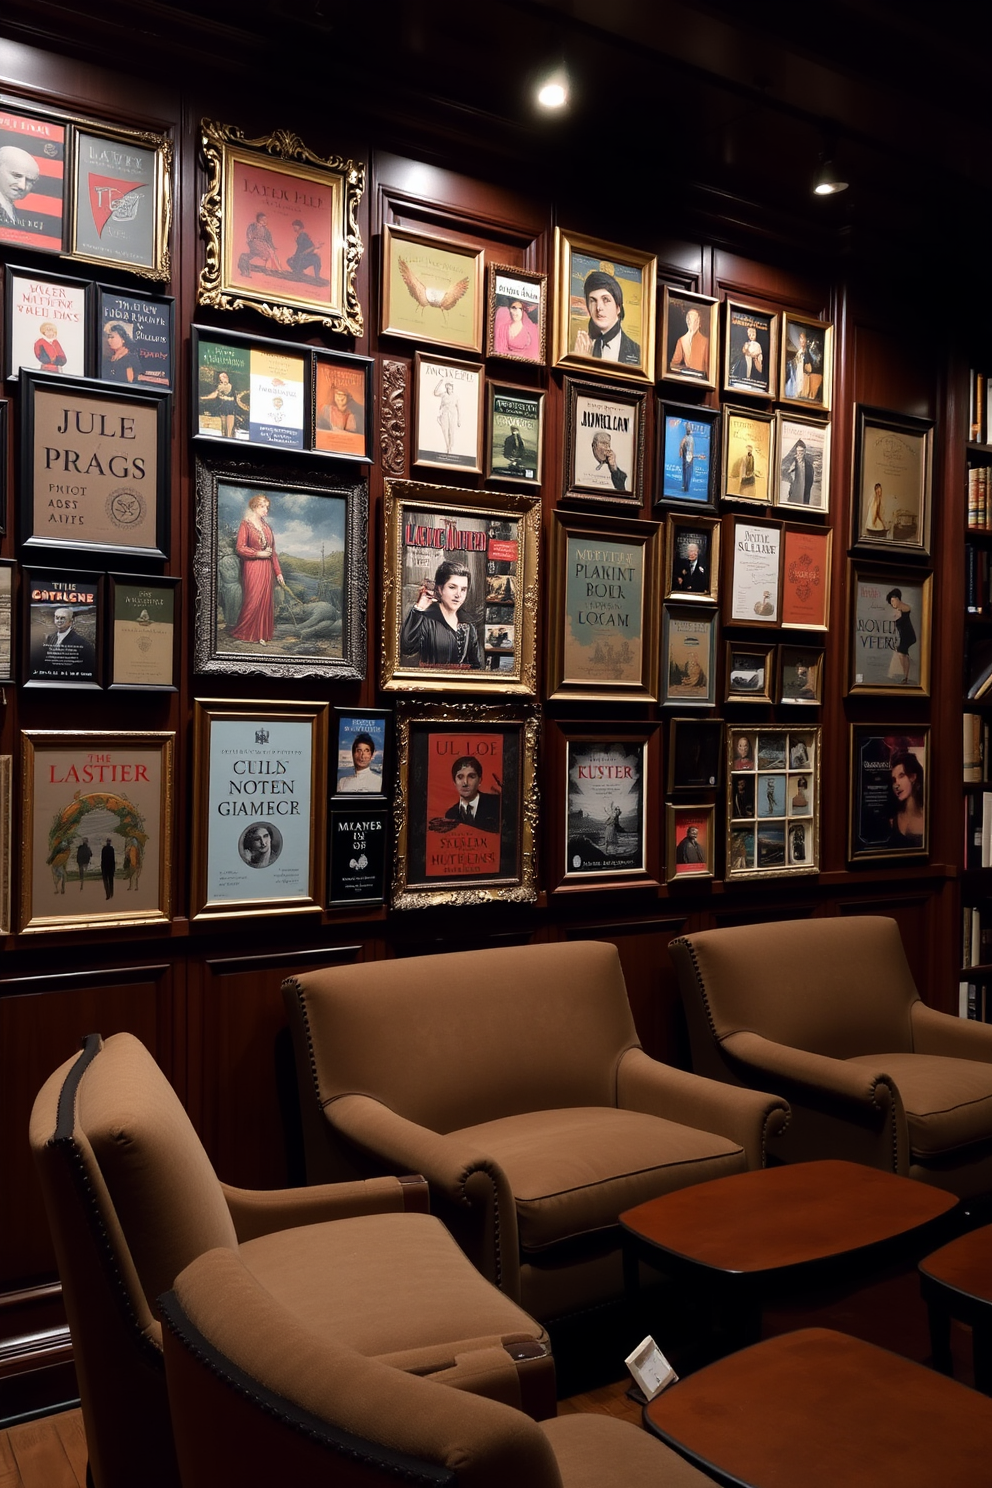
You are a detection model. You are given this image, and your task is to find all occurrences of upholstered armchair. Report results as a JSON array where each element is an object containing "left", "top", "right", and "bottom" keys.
[
  {"left": 283, "top": 941, "right": 789, "bottom": 1322},
  {"left": 669, "top": 915, "right": 992, "bottom": 1197},
  {"left": 30, "top": 1033, "right": 555, "bottom": 1488}
]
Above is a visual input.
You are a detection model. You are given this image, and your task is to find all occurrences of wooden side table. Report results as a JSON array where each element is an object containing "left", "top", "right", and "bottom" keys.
[{"left": 919, "top": 1223, "right": 992, "bottom": 1394}]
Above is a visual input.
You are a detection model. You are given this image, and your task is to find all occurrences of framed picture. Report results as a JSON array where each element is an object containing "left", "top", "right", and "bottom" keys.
[
  {"left": 0, "top": 102, "right": 66, "bottom": 253},
  {"left": 486, "top": 263, "right": 546, "bottom": 363},
  {"left": 487, "top": 383, "right": 544, "bottom": 485},
  {"left": 108, "top": 573, "right": 179, "bottom": 691},
  {"left": 0, "top": 398, "right": 7, "bottom": 534},
  {"left": 19, "top": 369, "right": 170, "bottom": 560},
  {"left": 198, "top": 118, "right": 364, "bottom": 333},
  {"left": 775, "top": 413, "right": 830, "bottom": 514},
  {"left": 391, "top": 699, "right": 539, "bottom": 910},
  {"left": 5, "top": 267, "right": 91, "bottom": 381},
  {"left": 661, "top": 605, "right": 718, "bottom": 707},
  {"left": 727, "top": 517, "right": 782, "bottom": 625},
  {"left": 332, "top": 707, "right": 389, "bottom": 798},
  {"left": 551, "top": 720, "right": 661, "bottom": 892},
  {"left": 193, "top": 457, "right": 368, "bottom": 682},
  {"left": 96, "top": 286, "right": 174, "bottom": 388},
  {"left": 0, "top": 755, "right": 9, "bottom": 935},
  {"left": 22, "top": 566, "right": 103, "bottom": 690},
  {"left": 723, "top": 300, "right": 777, "bottom": 398},
  {"left": 563, "top": 377, "right": 645, "bottom": 505},
  {"left": 779, "top": 644, "right": 825, "bottom": 705},
  {"left": 848, "top": 561, "right": 932, "bottom": 696},
  {"left": 852, "top": 405, "right": 933, "bottom": 557},
  {"left": 20, "top": 730, "right": 174, "bottom": 932},
  {"left": 726, "top": 725, "right": 820, "bottom": 880},
  {"left": 382, "top": 478, "right": 539, "bottom": 696},
  {"left": 665, "top": 513, "right": 720, "bottom": 604},
  {"left": 548, "top": 508, "right": 660, "bottom": 703},
  {"left": 552, "top": 228, "right": 656, "bottom": 384},
  {"left": 0, "top": 559, "right": 14, "bottom": 683},
  {"left": 191, "top": 698, "right": 327, "bottom": 920},
  {"left": 195, "top": 326, "right": 306, "bottom": 451},
  {"left": 656, "top": 402, "right": 720, "bottom": 510},
  {"left": 666, "top": 804, "right": 715, "bottom": 883},
  {"left": 413, "top": 351, "right": 484, "bottom": 473},
  {"left": 723, "top": 407, "right": 774, "bottom": 504},
  {"left": 668, "top": 718, "right": 723, "bottom": 793},
  {"left": 67, "top": 123, "right": 172, "bottom": 280},
  {"left": 780, "top": 525, "right": 832, "bottom": 630},
  {"left": 725, "top": 641, "right": 775, "bottom": 704},
  {"left": 313, "top": 351, "right": 374, "bottom": 462},
  {"left": 328, "top": 804, "right": 389, "bottom": 908},
  {"left": 849, "top": 726, "right": 929, "bottom": 861},
  {"left": 780, "top": 311, "right": 833, "bottom": 411},
  {"left": 661, "top": 288, "right": 719, "bottom": 389},
  {"left": 381, "top": 224, "right": 484, "bottom": 353}
]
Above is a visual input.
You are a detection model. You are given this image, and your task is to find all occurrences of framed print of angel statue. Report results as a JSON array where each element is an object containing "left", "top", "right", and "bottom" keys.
[{"left": 381, "top": 225, "right": 485, "bottom": 354}]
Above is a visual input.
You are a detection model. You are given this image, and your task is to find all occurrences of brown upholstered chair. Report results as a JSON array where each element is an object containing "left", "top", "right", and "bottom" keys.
[
  {"left": 30, "top": 1033, "right": 555, "bottom": 1488},
  {"left": 283, "top": 941, "right": 789, "bottom": 1322},
  {"left": 161, "top": 1246, "right": 714, "bottom": 1488},
  {"left": 669, "top": 915, "right": 992, "bottom": 1197}
]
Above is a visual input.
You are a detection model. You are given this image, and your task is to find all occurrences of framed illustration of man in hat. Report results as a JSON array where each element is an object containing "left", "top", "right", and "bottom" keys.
[{"left": 553, "top": 229, "right": 656, "bottom": 385}]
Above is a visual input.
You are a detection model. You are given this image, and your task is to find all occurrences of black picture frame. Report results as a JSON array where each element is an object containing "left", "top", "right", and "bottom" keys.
[
  {"left": 0, "top": 558, "right": 15, "bottom": 683},
  {"left": 331, "top": 706, "right": 390, "bottom": 800},
  {"left": 328, "top": 804, "right": 389, "bottom": 908},
  {"left": 562, "top": 376, "right": 646, "bottom": 506},
  {"left": 95, "top": 285, "right": 174, "bottom": 390},
  {"left": 107, "top": 572, "right": 180, "bottom": 692},
  {"left": 22, "top": 565, "right": 104, "bottom": 690},
  {"left": 4, "top": 265, "right": 93, "bottom": 382},
  {"left": 668, "top": 717, "right": 723, "bottom": 792},
  {"left": 655, "top": 400, "right": 720, "bottom": 511}
]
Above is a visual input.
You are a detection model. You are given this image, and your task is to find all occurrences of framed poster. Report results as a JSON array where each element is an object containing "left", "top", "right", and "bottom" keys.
[
  {"left": 661, "top": 605, "right": 718, "bottom": 707},
  {"left": 0, "top": 755, "right": 9, "bottom": 935},
  {"left": 332, "top": 707, "right": 389, "bottom": 798},
  {"left": 728, "top": 518, "right": 782, "bottom": 625},
  {"left": 194, "top": 327, "right": 307, "bottom": 451},
  {"left": 548, "top": 508, "right": 660, "bottom": 703},
  {"left": 848, "top": 562, "right": 931, "bottom": 696},
  {"left": 775, "top": 413, "right": 830, "bottom": 514},
  {"left": 849, "top": 726, "right": 929, "bottom": 861},
  {"left": 0, "top": 559, "right": 14, "bottom": 683},
  {"left": 660, "top": 287, "right": 719, "bottom": 390},
  {"left": 563, "top": 377, "right": 645, "bottom": 506},
  {"left": 551, "top": 721, "right": 661, "bottom": 892},
  {"left": 779, "top": 644, "right": 825, "bottom": 705},
  {"left": 0, "top": 103, "right": 65, "bottom": 253},
  {"left": 198, "top": 118, "right": 364, "bottom": 333},
  {"left": 328, "top": 804, "right": 389, "bottom": 907},
  {"left": 0, "top": 398, "right": 6, "bottom": 534},
  {"left": 726, "top": 725, "right": 820, "bottom": 880},
  {"left": 668, "top": 718, "right": 722, "bottom": 793},
  {"left": 723, "top": 300, "right": 777, "bottom": 398},
  {"left": 725, "top": 641, "right": 775, "bottom": 704},
  {"left": 67, "top": 123, "right": 172, "bottom": 280},
  {"left": 666, "top": 804, "right": 715, "bottom": 883},
  {"left": 780, "top": 525, "right": 831, "bottom": 630},
  {"left": 392, "top": 700, "right": 539, "bottom": 910},
  {"left": 665, "top": 513, "right": 720, "bottom": 604},
  {"left": 656, "top": 402, "right": 720, "bottom": 510},
  {"left": 193, "top": 457, "right": 368, "bottom": 682},
  {"left": 22, "top": 566, "right": 102, "bottom": 689},
  {"left": 313, "top": 351, "right": 373, "bottom": 461},
  {"left": 108, "top": 573, "right": 179, "bottom": 691},
  {"left": 780, "top": 311, "right": 833, "bottom": 411},
  {"left": 381, "top": 224, "right": 484, "bottom": 353},
  {"left": 487, "top": 383, "right": 544, "bottom": 485},
  {"left": 19, "top": 369, "right": 170, "bottom": 560},
  {"left": 486, "top": 262, "right": 546, "bottom": 363},
  {"left": 723, "top": 407, "right": 773, "bottom": 504},
  {"left": 20, "top": 730, "right": 174, "bottom": 933},
  {"left": 191, "top": 697, "right": 327, "bottom": 920},
  {"left": 552, "top": 228, "right": 656, "bottom": 384},
  {"left": 382, "top": 478, "right": 539, "bottom": 696},
  {"left": 5, "top": 267, "right": 91, "bottom": 381},
  {"left": 96, "top": 286, "right": 174, "bottom": 388},
  {"left": 413, "top": 352, "right": 484, "bottom": 473},
  {"left": 852, "top": 405, "right": 933, "bottom": 557}
]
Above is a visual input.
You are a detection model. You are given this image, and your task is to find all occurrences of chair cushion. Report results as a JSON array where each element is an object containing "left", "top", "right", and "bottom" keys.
[
  {"left": 848, "top": 1053, "right": 992, "bottom": 1157},
  {"left": 452, "top": 1107, "right": 746, "bottom": 1252},
  {"left": 542, "top": 1413, "right": 716, "bottom": 1487}
]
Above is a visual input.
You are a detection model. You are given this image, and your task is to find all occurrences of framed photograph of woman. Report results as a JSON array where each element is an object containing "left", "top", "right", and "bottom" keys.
[
  {"left": 487, "top": 383, "right": 544, "bottom": 486},
  {"left": 549, "top": 720, "right": 661, "bottom": 892},
  {"left": 563, "top": 377, "right": 645, "bottom": 506},
  {"left": 668, "top": 718, "right": 722, "bottom": 792},
  {"left": 96, "top": 286, "right": 174, "bottom": 388},
  {"left": 332, "top": 707, "right": 389, "bottom": 799},
  {"left": 666, "top": 804, "right": 715, "bottom": 883},
  {"left": 849, "top": 726, "right": 929, "bottom": 861},
  {"left": 552, "top": 228, "right": 656, "bottom": 384},
  {"left": 727, "top": 517, "right": 782, "bottom": 626},
  {"left": 192, "top": 457, "right": 368, "bottom": 682},
  {"left": 656, "top": 402, "right": 720, "bottom": 510},
  {"left": 413, "top": 352, "right": 484, "bottom": 473},
  {"left": 381, "top": 224, "right": 484, "bottom": 353},
  {"left": 775, "top": 413, "right": 830, "bottom": 514},
  {"left": 4, "top": 267, "right": 91, "bottom": 381},
  {"left": 0, "top": 103, "right": 66, "bottom": 254},
  {"left": 723, "top": 407, "right": 773, "bottom": 504},
  {"left": 847, "top": 561, "right": 932, "bottom": 696},
  {"left": 661, "top": 605, "right": 718, "bottom": 708},
  {"left": 723, "top": 300, "right": 777, "bottom": 398},
  {"left": 726, "top": 724, "right": 820, "bottom": 880},
  {"left": 392, "top": 699, "right": 539, "bottom": 910},
  {"left": 486, "top": 263, "right": 546, "bottom": 364},
  {"left": 665, "top": 514, "right": 720, "bottom": 605},
  {"left": 779, "top": 644, "right": 824, "bottom": 705},
  {"left": 382, "top": 478, "right": 540, "bottom": 697},
  {"left": 852, "top": 405, "right": 933, "bottom": 558},
  {"left": 780, "top": 525, "right": 831, "bottom": 630},
  {"left": 779, "top": 311, "right": 834, "bottom": 411},
  {"left": 660, "top": 287, "right": 719, "bottom": 390},
  {"left": 725, "top": 642, "right": 775, "bottom": 704}
]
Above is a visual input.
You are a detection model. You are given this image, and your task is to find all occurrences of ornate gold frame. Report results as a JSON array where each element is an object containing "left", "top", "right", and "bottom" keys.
[
  {"left": 66, "top": 121, "right": 173, "bottom": 281},
  {"left": 552, "top": 228, "right": 656, "bottom": 385}
]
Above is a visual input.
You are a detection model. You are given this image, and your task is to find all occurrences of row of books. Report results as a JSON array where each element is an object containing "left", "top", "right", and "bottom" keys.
[
  {"left": 962, "top": 901, "right": 992, "bottom": 967},
  {"left": 966, "top": 465, "right": 992, "bottom": 532},
  {"left": 969, "top": 369, "right": 992, "bottom": 447},
  {"left": 960, "top": 979, "right": 992, "bottom": 1021},
  {"left": 963, "top": 791, "right": 992, "bottom": 868}
]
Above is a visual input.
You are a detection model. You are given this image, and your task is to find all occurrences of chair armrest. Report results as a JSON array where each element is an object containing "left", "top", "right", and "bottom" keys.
[
  {"left": 616, "top": 1049, "right": 789, "bottom": 1168},
  {"left": 721, "top": 1031, "right": 897, "bottom": 1111},
  {"left": 911, "top": 1002, "right": 992, "bottom": 1061},
  {"left": 374, "top": 1335, "right": 555, "bottom": 1420},
  {"left": 220, "top": 1174, "right": 428, "bottom": 1243}
]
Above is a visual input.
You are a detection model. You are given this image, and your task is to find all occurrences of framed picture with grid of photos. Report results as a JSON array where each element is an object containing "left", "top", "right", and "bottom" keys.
[{"left": 726, "top": 725, "right": 820, "bottom": 880}]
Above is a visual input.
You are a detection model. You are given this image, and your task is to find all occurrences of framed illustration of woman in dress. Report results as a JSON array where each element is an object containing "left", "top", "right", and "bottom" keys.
[{"left": 486, "top": 263, "right": 547, "bottom": 364}]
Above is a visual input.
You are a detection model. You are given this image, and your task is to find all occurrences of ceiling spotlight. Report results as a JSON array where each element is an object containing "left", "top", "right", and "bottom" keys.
[
  {"left": 536, "top": 67, "right": 569, "bottom": 110},
  {"left": 813, "top": 159, "right": 848, "bottom": 195}
]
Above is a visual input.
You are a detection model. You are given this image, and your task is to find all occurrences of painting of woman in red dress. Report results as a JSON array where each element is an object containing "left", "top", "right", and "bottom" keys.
[{"left": 228, "top": 493, "right": 287, "bottom": 644}]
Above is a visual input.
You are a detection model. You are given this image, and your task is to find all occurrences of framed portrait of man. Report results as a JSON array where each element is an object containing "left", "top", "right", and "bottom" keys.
[
  {"left": 563, "top": 377, "right": 645, "bottom": 506},
  {"left": 780, "top": 311, "right": 834, "bottom": 411},
  {"left": 656, "top": 402, "right": 720, "bottom": 510},
  {"left": 332, "top": 707, "right": 389, "bottom": 799},
  {"left": 723, "top": 407, "right": 773, "bottom": 504},
  {"left": 0, "top": 103, "right": 65, "bottom": 254},
  {"left": 22, "top": 566, "right": 103, "bottom": 690},
  {"left": 723, "top": 299, "right": 778, "bottom": 398},
  {"left": 665, "top": 804, "right": 715, "bottom": 883},
  {"left": 775, "top": 413, "right": 830, "bottom": 515},
  {"left": 552, "top": 229, "right": 656, "bottom": 384},
  {"left": 660, "top": 287, "right": 719, "bottom": 390},
  {"left": 664, "top": 514, "right": 720, "bottom": 605}
]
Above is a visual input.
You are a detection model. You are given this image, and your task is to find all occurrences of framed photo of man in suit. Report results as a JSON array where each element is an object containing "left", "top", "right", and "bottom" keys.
[
  {"left": 552, "top": 229, "right": 656, "bottom": 385},
  {"left": 664, "top": 514, "right": 720, "bottom": 605}
]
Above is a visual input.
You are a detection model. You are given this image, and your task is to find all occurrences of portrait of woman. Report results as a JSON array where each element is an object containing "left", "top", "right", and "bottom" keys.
[
  {"left": 103, "top": 322, "right": 141, "bottom": 383},
  {"left": 400, "top": 559, "right": 482, "bottom": 669},
  {"left": 732, "top": 735, "right": 755, "bottom": 770},
  {"left": 228, "top": 493, "right": 287, "bottom": 644},
  {"left": 317, "top": 383, "right": 364, "bottom": 435},
  {"left": 886, "top": 588, "right": 917, "bottom": 682},
  {"left": 200, "top": 370, "right": 241, "bottom": 438},
  {"left": 238, "top": 822, "right": 283, "bottom": 869},
  {"left": 493, "top": 299, "right": 539, "bottom": 360},
  {"left": 888, "top": 748, "right": 925, "bottom": 848}
]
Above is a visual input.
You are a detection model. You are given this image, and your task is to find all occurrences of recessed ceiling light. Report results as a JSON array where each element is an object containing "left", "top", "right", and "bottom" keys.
[
  {"left": 813, "top": 159, "right": 848, "bottom": 195},
  {"left": 536, "top": 68, "right": 569, "bottom": 110}
]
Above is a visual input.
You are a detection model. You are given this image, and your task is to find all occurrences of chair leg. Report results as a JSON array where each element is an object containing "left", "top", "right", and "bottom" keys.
[
  {"left": 927, "top": 1301, "right": 953, "bottom": 1377},
  {"left": 973, "top": 1321, "right": 992, "bottom": 1396}
]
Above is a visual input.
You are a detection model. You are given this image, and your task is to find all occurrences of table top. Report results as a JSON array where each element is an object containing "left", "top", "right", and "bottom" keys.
[
  {"left": 620, "top": 1159, "right": 956, "bottom": 1277},
  {"left": 920, "top": 1222, "right": 992, "bottom": 1306}
]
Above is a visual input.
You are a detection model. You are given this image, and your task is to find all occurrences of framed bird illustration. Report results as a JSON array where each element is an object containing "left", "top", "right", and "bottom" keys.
[{"left": 381, "top": 225, "right": 484, "bottom": 353}]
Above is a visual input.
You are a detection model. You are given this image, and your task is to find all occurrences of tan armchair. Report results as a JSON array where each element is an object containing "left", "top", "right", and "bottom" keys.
[
  {"left": 669, "top": 915, "right": 992, "bottom": 1197},
  {"left": 30, "top": 1033, "right": 555, "bottom": 1488},
  {"left": 283, "top": 941, "right": 789, "bottom": 1322}
]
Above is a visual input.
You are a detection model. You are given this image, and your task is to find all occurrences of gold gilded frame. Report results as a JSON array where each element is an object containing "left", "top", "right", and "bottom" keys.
[
  {"left": 552, "top": 228, "right": 656, "bottom": 385},
  {"left": 66, "top": 121, "right": 173, "bottom": 281},
  {"left": 725, "top": 724, "right": 821, "bottom": 881},
  {"left": 198, "top": 119, "right": 364, "bottom": 332}
]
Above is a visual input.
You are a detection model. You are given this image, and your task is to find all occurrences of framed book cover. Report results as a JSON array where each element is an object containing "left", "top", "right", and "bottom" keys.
[
  {"left": 548, "top": 719, "right": 661, "bottom": 893},
  {"left": 96, "top": 285, "right": 174, "bottom": 388},
  {"left": 4, "top": 266, "right": 91, "bottom": 381},
  {"left": 849, "top": 726, "right": 929, "bottom": 861},
  {"left": 108, "top": 573, "right": 179, "bottom": 691},
  {"left": 23, "top": 566, "right": 103, "bottom": 690},
  {"left": 328, "top": 805, "right": 389, "bottom": 907},
  {"left": 332, "top": 707, "right": 389, "bottom": 799}
]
